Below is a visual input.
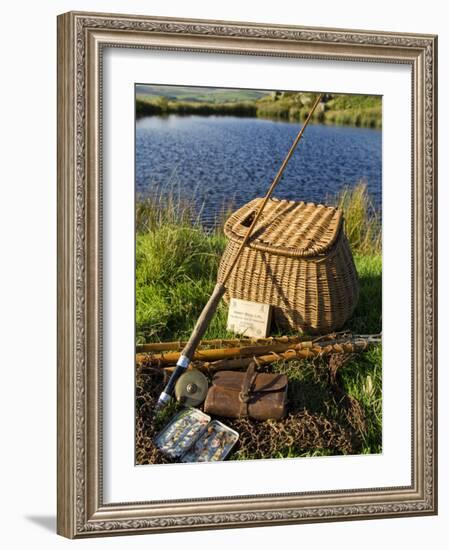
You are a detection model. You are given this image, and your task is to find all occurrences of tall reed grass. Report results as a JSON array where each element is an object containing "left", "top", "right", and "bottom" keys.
[
  {"left": 135, "top": 188, "right": 227, "bottom": 343},
  {"left": 333, "top": 182, "right": 381, "bottom": 255}
]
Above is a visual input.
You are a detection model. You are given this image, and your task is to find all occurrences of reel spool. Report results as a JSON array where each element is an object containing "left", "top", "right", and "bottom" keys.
[{"left": 174, "top": 370, "right": 209, "bottom": 407}]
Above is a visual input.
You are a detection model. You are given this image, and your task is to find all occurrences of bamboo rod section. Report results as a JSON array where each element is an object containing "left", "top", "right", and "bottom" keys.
[
  {"left": 137, "top": 335, "right": 379, "bottom": 365},
  {"left": 137, "top": 341, "right": 315, "bottom": 365},
  {"left": 137, "top": 334, "right": 381, "bottom": 369},
  {"left": 205, "top": 339, "right": 375, "bottom": 371},
  {"left": 136, "top": 334, "right": 312, "bottom": 353}
]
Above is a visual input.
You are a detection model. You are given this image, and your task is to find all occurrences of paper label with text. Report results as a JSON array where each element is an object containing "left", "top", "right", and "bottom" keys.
[{"left": 227, "top": 298, "right": 272, "bottom": 338}]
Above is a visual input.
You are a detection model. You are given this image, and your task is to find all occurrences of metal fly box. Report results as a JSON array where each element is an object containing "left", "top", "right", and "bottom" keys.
[
  {"left": 180, "top": 420, "right": 239, "bottom": 463},
  {"left": 154, "top": 408, "right": 210, "bottom": 459}
]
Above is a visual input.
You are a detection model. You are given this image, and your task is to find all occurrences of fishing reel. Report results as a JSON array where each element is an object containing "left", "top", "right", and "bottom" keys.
[{"left": 174, "top": 370, "right": 209, "bottom": 407}]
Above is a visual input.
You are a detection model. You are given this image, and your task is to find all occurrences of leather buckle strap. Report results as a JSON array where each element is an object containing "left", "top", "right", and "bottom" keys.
[{"left": 238, "top": 360, "right": 258, "bottom": 417}]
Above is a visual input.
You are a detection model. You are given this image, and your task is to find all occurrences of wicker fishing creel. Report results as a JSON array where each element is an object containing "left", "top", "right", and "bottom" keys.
[{"left": 217, "top": 197, "right": 359, "bottom": 334}]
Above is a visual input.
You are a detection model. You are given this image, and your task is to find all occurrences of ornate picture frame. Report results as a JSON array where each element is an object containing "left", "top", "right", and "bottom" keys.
[{"left": 57, "top": 11, "right": 437, "bottom": 538}]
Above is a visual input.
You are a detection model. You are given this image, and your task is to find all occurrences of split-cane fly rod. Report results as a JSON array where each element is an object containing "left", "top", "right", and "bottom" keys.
[{"left": 155, "top": 93, "right": 323, "bottom": 410}]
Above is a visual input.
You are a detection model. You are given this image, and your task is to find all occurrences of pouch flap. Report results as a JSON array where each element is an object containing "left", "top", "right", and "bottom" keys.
[{"left": 212, "top": 370, "right": 287, "bottom": 393}]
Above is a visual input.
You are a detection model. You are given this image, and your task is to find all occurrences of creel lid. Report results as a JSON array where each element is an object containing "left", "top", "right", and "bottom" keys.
[{"left": 223, "top": 197, "right": 343, "bottom": 258}]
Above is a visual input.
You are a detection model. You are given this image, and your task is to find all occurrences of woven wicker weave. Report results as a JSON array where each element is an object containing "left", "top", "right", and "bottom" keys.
[{"left": 217, "top": 197, "right": 359, "bottom": 334}]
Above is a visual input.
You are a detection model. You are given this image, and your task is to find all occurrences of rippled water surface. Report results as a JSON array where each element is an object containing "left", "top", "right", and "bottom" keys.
[{"left": 136, "top": 115, "right": 382, "bottom": 224}]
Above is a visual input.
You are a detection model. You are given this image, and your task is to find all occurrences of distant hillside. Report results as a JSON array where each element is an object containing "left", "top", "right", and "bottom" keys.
[{"left": 135, "top": 85, "right": 268, "bottom": 104}]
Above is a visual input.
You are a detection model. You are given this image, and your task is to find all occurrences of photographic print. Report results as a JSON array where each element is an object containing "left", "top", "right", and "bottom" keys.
[{"left": 134, "top": 84, "right": 382, "bottom": 465}]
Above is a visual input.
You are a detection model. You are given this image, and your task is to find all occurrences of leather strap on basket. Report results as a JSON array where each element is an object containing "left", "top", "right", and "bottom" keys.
[{"left": 238, "top": 360, "right": 258, "bottom": 417}]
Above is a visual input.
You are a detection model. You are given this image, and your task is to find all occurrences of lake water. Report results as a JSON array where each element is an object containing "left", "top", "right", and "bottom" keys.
[{"left": 136, "top": 115, "right": 382, "bottom": 225}]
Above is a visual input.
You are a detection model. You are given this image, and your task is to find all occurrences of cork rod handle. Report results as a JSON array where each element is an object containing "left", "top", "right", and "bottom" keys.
[{"left": 181, "top": 282, "right": 226, "bottom": 360}]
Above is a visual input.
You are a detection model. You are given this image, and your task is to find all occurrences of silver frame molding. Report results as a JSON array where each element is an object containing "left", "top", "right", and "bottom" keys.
[{"left": 57, "top": 11, "right": 438, "bottom": 538}]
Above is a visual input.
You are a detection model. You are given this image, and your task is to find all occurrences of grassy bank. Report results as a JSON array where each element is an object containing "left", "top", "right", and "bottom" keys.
[
  {"left": 136, "top": 96, "right": 257, "bottom": 118},
  {"left": 135, "top": 184, "right": 382, "bottom": 461},
  {"left": 256, "top": 92, "right": 381, "bottom": 128},
  {"left": 136, "top": 92, "right": 382, "bottom": 128}
]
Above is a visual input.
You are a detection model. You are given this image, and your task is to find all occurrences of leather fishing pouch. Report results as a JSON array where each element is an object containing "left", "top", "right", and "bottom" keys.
[{"left": 204, "top": 362, "right": 288, "bottom": 420}]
